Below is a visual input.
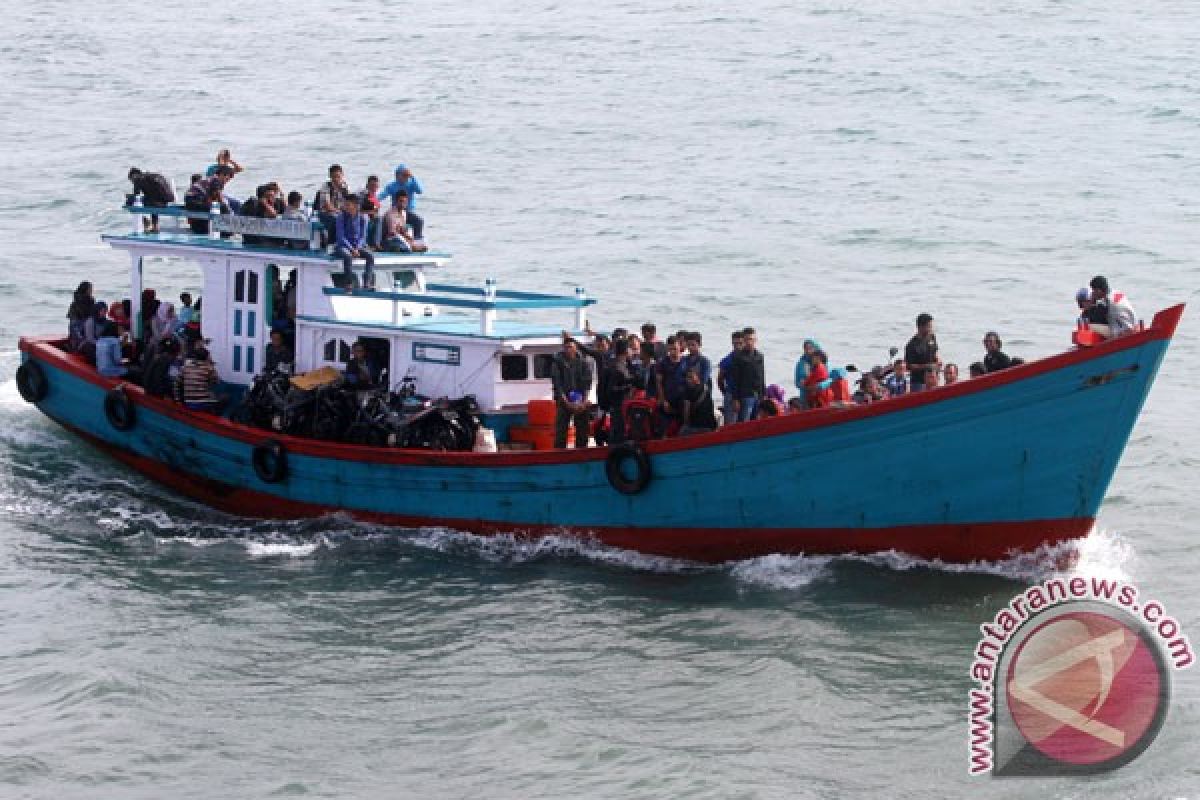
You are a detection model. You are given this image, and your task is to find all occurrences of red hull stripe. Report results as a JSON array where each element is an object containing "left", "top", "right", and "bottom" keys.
[
  {"left": 64, "top": 422, "right": 1093, "bottom": 564},
  {"left": 17, "top": 303, "right": 1185, "bottom": 468}
]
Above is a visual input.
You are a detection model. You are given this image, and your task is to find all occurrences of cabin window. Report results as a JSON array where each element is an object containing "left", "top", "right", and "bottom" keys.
[
  {"left": 392, "top": 270, "right": 418, "bottom": 290},
  {"left": 233, "top": 345, "right": 242, "bottom": 372},
  {"left": 323, "top": 338, "right": 353, "bottom": 364},
  {"left": 247, "top": 272, "right": 259, "bottom": 304},
  {"left": 235, "top": 271, "right": 245, "bottom": 303},
  {"left": 501, "top": 355, "right": 529, "bottom": 381},
  {"left": 533, "top": 354, "right": 555, "bottom": 379}
]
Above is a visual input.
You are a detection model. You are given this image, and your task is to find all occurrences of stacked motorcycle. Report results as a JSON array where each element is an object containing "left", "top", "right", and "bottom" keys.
[{"left": 232, "top": 369, "right": 481, "bottom": 451}]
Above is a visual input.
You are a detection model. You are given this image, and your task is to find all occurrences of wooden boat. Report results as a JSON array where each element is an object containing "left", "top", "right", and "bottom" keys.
[{"left": 14, "top": 205, "right": 1184, "bottom": 563}]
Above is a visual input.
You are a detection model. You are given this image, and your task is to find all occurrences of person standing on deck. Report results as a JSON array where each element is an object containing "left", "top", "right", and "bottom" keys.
[
  {"left": 717, "top": 330, "right": 743, "bottom": 425},
  {"left": 730, "top": 327, "right": 765, "bottom": 422},
  {"left": 904, "top": 313, "right": 940, "bottom": 392},
  {"left": 550, "top": 338, "right": 593, "bottom": 449},
  {"left": 377, "top": 165, "right": 425, "bottom": 242}
]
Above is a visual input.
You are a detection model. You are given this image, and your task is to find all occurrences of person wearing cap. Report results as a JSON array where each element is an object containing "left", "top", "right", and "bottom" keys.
[
  {"left": 377, "top": 164, "right": 425, "bottom": 241},
  {"left": 1089, "top": 275, "right": 1137, "bottom": 338}
]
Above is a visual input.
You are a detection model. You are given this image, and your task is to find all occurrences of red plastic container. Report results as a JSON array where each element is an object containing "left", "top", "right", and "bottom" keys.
[{"left": 527, "top": 399, "right": 557, "bottom": 426}]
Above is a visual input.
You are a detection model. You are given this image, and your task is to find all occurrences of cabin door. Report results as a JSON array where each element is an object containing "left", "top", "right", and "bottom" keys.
[{"left": 227, "top": 264, "right": 265, "bottom": 383}]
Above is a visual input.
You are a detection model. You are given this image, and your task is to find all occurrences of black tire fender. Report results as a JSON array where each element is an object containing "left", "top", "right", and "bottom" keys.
[
  {"left": 605, "top": 442, "right": 652, "bottom": 495},
  {"left": 104, "top": 385, "right": 136, "bottom": 431},
  {"left": 252, "top": 439, "right": 288, "bottom": 483},
  {"left": 16, "top": 361, "right": 48, "bottom": 403}
]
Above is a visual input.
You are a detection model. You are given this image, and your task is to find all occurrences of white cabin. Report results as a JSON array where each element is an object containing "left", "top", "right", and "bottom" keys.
[{"left": 106, "top": 208, "right": 596, "bottom": 419}]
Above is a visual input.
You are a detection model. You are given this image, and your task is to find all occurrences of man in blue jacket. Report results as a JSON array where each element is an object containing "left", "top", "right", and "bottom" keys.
[
  {"left": 377, "top": 164, "right": 424, "bottom": 241},
  {"left": 334, "top": 195, "right": 375, "bottom": 290}
]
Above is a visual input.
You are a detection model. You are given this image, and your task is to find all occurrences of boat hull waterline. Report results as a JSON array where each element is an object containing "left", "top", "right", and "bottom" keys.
[{"left": 17, "top": 305, "right": 1183, "bottom": 564}]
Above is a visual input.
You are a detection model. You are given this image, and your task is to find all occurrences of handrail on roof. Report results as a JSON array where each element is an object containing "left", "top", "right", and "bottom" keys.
[{"left": 322, "top": 286, "right": 595, "bottom": 310}]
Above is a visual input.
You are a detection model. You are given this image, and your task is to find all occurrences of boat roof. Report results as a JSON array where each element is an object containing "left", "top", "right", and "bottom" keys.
[{"left": 297, "top": 313, "right": 571, "bottom": 343}]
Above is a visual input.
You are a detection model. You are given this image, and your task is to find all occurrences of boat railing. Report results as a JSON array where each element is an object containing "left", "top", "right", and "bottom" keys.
[
  {"left": 321, "top": 281, "right": 596, "bottom": 334},
  {"left": 124, "top": 202, "right": 323, "bottom": 248}
]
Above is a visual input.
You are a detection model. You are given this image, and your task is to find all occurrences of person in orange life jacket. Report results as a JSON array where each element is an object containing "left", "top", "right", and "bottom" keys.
[
  {"left": 803, "top": 349, "right": 833, "bottom": 408},
  {"left": 982, "top": 332, "right": 1011, "bottom": 372},
  {"left": 828, "top": 368, "right": 853, "bottom": 404},
  {"left": 905, "top": 313, "right": 940, "bottom": 392},
  {"left": 334, "top": 195, "right": 375, "bottom": 290},
  {"left": 655, "top": 338, "right": 688, "bottom": 436},
  {"left": 550, "top": 338, "right": 593, "bottom": 449},
  {"left": 1089, "top": 275, "right": 1137, "bottom": 338},
  {"left": 680, "top": 367, "right": 718, "bottom": 433},
  {"left": 730, "top": 327, "right": 766, "bottom": 422}
]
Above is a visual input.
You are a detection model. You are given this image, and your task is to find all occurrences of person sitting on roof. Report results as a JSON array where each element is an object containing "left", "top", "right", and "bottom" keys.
[
  {"left": 183, "top": 165, "right": 236, "bottom": 234},
  {"left": 982, "top": 332, "right": 1012, "bottom": 373},
  {"left": 205, "top": 148, "right": 244, "bottom": 178},
  {"left": 969, "top": 361, "right": 986, "bottom": 378},
  {"left": 315, "top": 164, "right": 351, "bottom": 247},
  {"left": 359, "top": 175, "right": 382, "bottom": 247},
  {"left": 1089, "top": 275, "right": 1137, "bottom": 338},
  {"left": 335, "top": 195, "right": 375, "bottom": 291},
  {"left": 943, "top": 363, "right": 960, "bottom": 386},
  {"left": 377, "top": 164, "right": 425, "bottom": 243},
  {"left": 381, "top": 191, "right": 428, "bottom": 253},
  {"left": 126, "top": 167, "right": 176, "bottom": 233}
]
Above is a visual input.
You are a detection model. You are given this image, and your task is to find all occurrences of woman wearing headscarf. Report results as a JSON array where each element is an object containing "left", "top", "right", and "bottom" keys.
[
  {"left": 151, "top": 302, "right": 178, "bottom": 351},
  {"left": 66, "top": 281, "right": 94, "bottom": 351},
  {"left": 793, "top": 339, "right": 822, "bottom": 392}
]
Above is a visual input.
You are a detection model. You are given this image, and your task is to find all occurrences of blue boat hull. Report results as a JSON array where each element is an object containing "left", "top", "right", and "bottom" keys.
[{"left": 17, "top": 305, "right": 1182, "bottom": 563}]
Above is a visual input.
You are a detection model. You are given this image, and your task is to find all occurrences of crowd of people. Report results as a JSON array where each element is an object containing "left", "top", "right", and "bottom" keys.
[
  {"left": 126, "top": 150, "right": 429, "bottom": 290},
  {"left": 547, "top": 276, "right": 1136, "bottom": 448}
]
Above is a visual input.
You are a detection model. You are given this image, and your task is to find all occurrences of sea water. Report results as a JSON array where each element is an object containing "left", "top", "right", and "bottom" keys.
[{"left": 0, "top": 1, "right": 1197, "bottom": 797}]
